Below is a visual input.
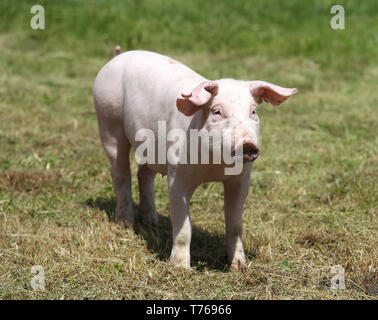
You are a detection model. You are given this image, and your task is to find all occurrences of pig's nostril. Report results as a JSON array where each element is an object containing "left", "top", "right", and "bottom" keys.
[
  {"left": 232, "top": 142, "right": 259, "bottom": 162},
  {"left": 242, "top": 143, "right": 259, "bottom": 161},
  {"left": 243, "top": 143, "right": 259, "bottom": 155}
]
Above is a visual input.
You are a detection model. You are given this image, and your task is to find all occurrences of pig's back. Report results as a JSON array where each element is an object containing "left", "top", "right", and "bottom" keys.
[
  {"left": 95, "top": 50, "right": 204, "bottom": 120},
  {"left": 118, "top": 51, "right": 205, "bottom": 140},
  {"left": 94, "top": 50, "right": 206, "bottom": 167},
  {"left": 119, "top": 50, "right": 204, "bottom": 113}
]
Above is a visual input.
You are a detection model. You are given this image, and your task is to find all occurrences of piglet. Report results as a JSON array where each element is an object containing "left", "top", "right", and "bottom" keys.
[{"left": 93, "top": 50, "right": 297, "bottom": 270}]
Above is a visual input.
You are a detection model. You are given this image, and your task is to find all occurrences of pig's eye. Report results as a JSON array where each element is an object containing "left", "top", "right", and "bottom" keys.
[
  {"left": 210, "top": 106, "right": 224, "bottom": 122},
  {"left": 211, "top": 106, "right": 223, "bottom": 116}
]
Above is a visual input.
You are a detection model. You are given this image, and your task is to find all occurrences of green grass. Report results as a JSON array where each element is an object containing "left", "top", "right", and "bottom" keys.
[{"left": 0, "top": 0, "right": 377, "bottom": 299}]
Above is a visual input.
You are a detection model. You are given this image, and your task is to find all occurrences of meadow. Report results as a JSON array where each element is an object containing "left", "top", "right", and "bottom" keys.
[{"left": 0, "top": 0, "right": 377, "bottom": 299}]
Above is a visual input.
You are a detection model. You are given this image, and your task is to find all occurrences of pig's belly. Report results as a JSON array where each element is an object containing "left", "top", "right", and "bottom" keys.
[
  {"left": 146, "top": 163, "right": 168, "bottom": 176},
  {"left": 128, "top": 134, "right": 169, "bottom": 176}
]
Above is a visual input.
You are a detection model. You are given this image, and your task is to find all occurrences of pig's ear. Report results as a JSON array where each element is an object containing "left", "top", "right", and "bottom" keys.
[
  {"left": 176, "top": 81, "right": 218, "bottom": 116},
  {"left": 249, "top": 81, "right": 297, "bottom": 106}
]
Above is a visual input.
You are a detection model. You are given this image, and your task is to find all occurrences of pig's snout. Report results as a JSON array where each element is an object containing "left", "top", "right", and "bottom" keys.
[
  {"left": 231, "top": 141, "right": 259, "bottom": 162},
  {"left": 242, "top": 142, "right": 259, "bottom": 162}
]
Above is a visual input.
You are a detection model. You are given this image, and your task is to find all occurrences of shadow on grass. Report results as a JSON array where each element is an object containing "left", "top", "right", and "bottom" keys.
[{"left": 85, "top": 196, "right": 254, "bottom": 271}]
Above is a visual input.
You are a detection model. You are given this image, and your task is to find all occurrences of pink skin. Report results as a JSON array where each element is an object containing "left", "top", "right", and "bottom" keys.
[{"left": 93, "top": 50, "right": 297, "bottom": 270}]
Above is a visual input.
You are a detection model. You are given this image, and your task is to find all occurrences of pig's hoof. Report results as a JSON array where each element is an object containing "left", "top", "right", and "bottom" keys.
[
  {"left": 141, "top": 215, "right": 159, "bottom": 227},
  {"left": 115, "top": 206, "right": 134, "bottom": 227},
  {"left": 139, "top": 208, "right": 159, "bottom": 226},
  {"left": 230, "top": 260, "right": 248, "bottom": 271},
  {"left": 115, "top": 214, "right": 134, "bottom": 229},
  {"left": 170, "top": 255, "right": 191, "bottom": 270}
]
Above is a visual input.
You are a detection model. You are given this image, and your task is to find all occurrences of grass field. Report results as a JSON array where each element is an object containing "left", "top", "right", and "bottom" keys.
[{"left": 0, "top": 0, "right": 377, "bottom": 299}]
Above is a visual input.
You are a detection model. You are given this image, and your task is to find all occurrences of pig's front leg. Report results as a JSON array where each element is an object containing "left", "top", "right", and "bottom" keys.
[
  {"left": 223, "top": 167, "right": 252, "bottom": 270},
  {"left": 167, "top": 167, "right": 198, "bottom": 269}
]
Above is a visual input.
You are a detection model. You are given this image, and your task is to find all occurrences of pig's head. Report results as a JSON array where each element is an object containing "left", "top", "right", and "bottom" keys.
[{"left": 176, "top": 79, "right": 297, "bottom": 163}]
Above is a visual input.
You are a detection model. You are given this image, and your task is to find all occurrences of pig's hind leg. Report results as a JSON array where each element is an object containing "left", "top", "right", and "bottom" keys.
[
  {"left": 137, "top": 164, "right": 158, "bottom": 225},
  {"left": 97, "top": 117, "right": 134, "bottom": 227}
]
